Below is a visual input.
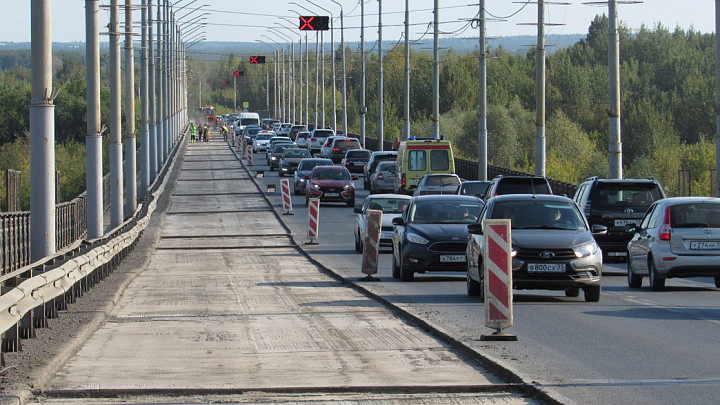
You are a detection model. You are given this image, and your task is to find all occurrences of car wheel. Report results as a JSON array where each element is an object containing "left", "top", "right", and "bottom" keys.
[
  {"left": 347, "top": 198, "right": 355, "bottom": 208},
  {"left": 583, "top": 286, "right": 601, "bottom": 302},
  {"left": 354, "top": 231, "right": 361, "bottom": 252},
  {"left": 715, "top": 276, "right": 720, "bottom": 288},
  {"left": 627, "top": 253, "right": 642, "bottom": 288},
  {"left": 399, "top": 254, "right": 414, "bottom": 281},
  {"left": 279, "top": 171, "right": 284, "bottom": 177},
  {"left": 649, "top": 259, "right": 665, "bottom": 291},
  {"left": 294, "top": 188, "right": 301, "bottom": 196},
  {"left": 305, "top": 196, "right": 309, "bottom": 206},
  {"left": 466, "top": 266, "right": 483, "bottom": 298},
  {"left": 391, "top": 249, "right": 400, "bottom": 279},
  {"left": 565, "top": 287, "right": 580, "bottom": 298}
]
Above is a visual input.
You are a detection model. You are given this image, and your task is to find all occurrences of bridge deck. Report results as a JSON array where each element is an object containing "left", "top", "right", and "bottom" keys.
[{"left": 40, "top": 134, "right": 532, "bottom": 403}]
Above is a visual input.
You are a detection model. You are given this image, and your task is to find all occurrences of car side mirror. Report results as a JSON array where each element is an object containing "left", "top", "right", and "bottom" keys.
[
  {"left": 354, "top": 207, "right": 362, "bottom": 214},
  {"left": 392, "top": 217, "right": 405, "bottom": 226},
  {"left": 467, "top": 223, "right": 483, "bottom": 235},
  {"left": 624, "top": 224, "right": 637, "bottom": 234},
  {"left": 591, "top": 224, "right": 608, "bottom": 235}
]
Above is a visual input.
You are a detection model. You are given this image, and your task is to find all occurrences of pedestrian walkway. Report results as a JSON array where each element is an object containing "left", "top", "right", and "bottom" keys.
[{"left": 39, "top": 131, "right": 537, "bottom": 403}]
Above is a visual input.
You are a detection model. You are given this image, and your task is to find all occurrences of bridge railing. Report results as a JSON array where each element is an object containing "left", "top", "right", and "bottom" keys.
[{"left": 0, "top": 176, "right": 110, "bottom": 276}]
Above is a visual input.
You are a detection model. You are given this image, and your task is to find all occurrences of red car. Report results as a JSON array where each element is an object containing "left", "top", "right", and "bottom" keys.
[{"left": 305, "top": 166, "right": 356, "bottom": 207}]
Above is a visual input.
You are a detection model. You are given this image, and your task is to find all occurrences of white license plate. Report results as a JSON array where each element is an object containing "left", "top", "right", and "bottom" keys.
[
  {"left": 527, "top": 263, "right": 566, "bottom": 273},
  {"left": 324, "top": 192, "right": 340, "bottom": 197},
  {"left": 354, "top": 162, "right": 365, "bottom": 166},
  {"left": 615, "top": 219, "right": 640, "bottom": 227},
  {"left": 410, "top": 179, "right": 420, "bottom": 185},
  {"left": 440, "top": 255, "right": 466, "bottom": 263},
  {"left": 381, "top": 231, "right": 393, "bottom": 239},
  {"left": 690, "top": 241, "right": 720, "bottom": 250}
]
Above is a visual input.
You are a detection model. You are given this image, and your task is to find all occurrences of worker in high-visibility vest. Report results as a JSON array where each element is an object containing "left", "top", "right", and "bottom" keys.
[
  {"left": 189, "top": 123, "right": 196, "bottom": 143},
  {"left": 221, "top": 125, "right": 229, "bottom": 141},
  {"left": 203, "top": 124, "right": 210, "bottom": 142}
]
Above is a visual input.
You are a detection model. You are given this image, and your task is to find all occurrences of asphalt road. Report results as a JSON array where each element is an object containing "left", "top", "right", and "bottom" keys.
[{"left": 249, "top": 147, "right": 720, "bottom": 405}]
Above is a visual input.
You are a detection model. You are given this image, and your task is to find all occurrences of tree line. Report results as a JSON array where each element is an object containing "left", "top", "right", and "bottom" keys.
[{"left": 0, "top": 15, "right": 716, "bottom": 210}]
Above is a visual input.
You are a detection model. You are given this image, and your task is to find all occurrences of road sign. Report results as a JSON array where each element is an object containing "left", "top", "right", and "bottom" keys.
[
  {"left": 482, "top": 219, "right": 516, "bottom": 341},
  {"left": 243, "top": 102, "right": 249, "bottom": 109},
  {"left": 234, "top": 71, "right": 244, "bottom": 77},
  {"left": 280, "top": 179, "right": 293, "bottom": 215},
  {"left": 361, "top": 209, "right": 382, "bottom": 280},
  {"left": 299, "top": 16, "right": 329, "bottom": 31},
  {"left": 307, "top": 198, "right": 320, "bottom": 244},
  {"left": 249, "top": 56, "right": 266, "bottom": 64}
]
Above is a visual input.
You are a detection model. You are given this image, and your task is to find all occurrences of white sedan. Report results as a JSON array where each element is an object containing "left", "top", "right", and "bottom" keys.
[{"left": 353, "top": 194, "right": 412, "bottom": 253}]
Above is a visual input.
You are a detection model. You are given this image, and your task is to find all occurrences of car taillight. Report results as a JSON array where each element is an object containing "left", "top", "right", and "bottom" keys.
[
  {"left": 332, "top": 147, "right": 340, "bottom": 151},
  {"left": 659, "top": 206, "right": 671, "bottom": 240},
  {"left": 401, "top": 173, "right": 406, "bottom": 188},
  {"left": 377, "top": 172, "right": 384, "bottom": 181}
]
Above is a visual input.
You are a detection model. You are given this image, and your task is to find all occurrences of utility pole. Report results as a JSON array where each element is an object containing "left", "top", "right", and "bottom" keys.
[
  {"left": 110, "top": 0, "right": 124, "bottom": 227},
  {"left": 155, "top": 0, "right": 164, "bottom": 169},
  {"left": 162, "top": 0, "right": 170, "bottom": 160},
  {"left": 716, "top": 0, "right": 720, "bottom": 196},
  {"left": 148, "top": 0, "right": 157, "bottom": 180},
  {"left": 30, "top": 0, "right": 56, "bottom": 260},
  {"left": 140, "top": 0, "right": 150, "bottom": 200},
  {"left": 321, "top": 31, "right": 326, "bottom": 128},
  {"left": 305, "top": 33, "right": 309, "bottom": 126},
  {"left": 403, "top": 0, "right": 410, "bottom": 141},
  {"left": 432, "top": 0, "right": 440, "bottom": 139},
  {"left": 377, "top": 0, "right": 384, "bottom": 150},
  {"left": 478, "top": 0, "right": 488, "bottom": 181},
  {"left": 331, "top": 0, "right": 347, "bottom": 134},
  {"left": 125, "top": 0, "right": 137, "bottom": 217},
  {"left": 608, "top": 0, "right": 622, "bottom": 179},
  {"left": 85, "top": 0, "right": 103, "bottom": 239},
  {"left": 360, "top": 0, "right": 366, "bottom": 147},
  {"left": 535, "top": 0, "right": 546, "bottom": 177}
]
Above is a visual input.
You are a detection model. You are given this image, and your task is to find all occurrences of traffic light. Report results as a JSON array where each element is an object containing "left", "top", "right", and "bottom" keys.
[
  {"left": 249, "top": 56, "right": 266, "bottom": 64},
  {"left": 299, "top": 16, "right": 329, "bottom": 31},
  {"left": 222, "top": 80, "right": 227, "bottom": 86},
  {"left": 234, "top": 71, "right": 244, "bottom": 77}
]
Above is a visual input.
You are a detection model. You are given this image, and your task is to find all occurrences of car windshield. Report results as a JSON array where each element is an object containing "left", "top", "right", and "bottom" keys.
[
  {"left": 590, "top": 184, "right": 664, "bottom": 211},
  {"left": 670, "top": 203, "right": 720, "bottom": 228},
  {"left": 410, "top": 201, "right": 483, "bottom": 224},
  {"left": 240, "top": 118, "right": 258, "bottom": 126},
  {"left": 347, "top": 150, "right": 371, "bottom": 159},
  {"left": 460, "top": 182, "right": 490, "bottom": 196},
  {"left": 313, "top": 168, "right": 350, "bottom": 180},
  {"left": 365, "top": 198, "right": 409, "bottom": 214},
  {"left": 273, "top": 144, "right": 293, "bottom": 153},
  {"left": 298, "top": 160, "right": 331, "bottom": 170},
  {"left": 283, "top": 150, "right": 311, "bottom": 158},
  {"left": 491, "top": 200, "right": 586, "bottom": 231},
  {"left": 495, "top": 178, "right": 552, "bottom": 195},
  {"left": 425, "top": 176, "right": 460, "bottom": 186},
  {"left": 256, "top": 134, "right": 272, "bottom": 140},
  {"left": 313, "top": 130, "right": 334, "bottom": 137}
]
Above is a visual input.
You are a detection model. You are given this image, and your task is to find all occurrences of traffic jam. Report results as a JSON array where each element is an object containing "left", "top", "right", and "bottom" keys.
[{"left": 225, "top": 113, "right": 720, "bottom": 309}]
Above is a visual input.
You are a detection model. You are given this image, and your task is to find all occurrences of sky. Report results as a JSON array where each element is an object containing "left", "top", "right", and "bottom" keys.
[{"left": 0, "top": 0, "right": 715, "bottom": 47}]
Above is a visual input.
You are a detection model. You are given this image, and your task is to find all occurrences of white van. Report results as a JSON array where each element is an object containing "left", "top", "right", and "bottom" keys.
[{"left": 238, "top": 112, "right": 260, "bottom": 127}]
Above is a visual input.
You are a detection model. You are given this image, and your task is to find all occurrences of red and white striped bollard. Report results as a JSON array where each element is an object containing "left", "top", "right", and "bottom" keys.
[
  {"left": 280, "top": 179, "right": 293, "bottom": 215},
  {"left": 307, "top": 197, "right": 320, "bottom": 244},
  {"left": 482, "top": 218, "right": 516, "bottom": 341}
]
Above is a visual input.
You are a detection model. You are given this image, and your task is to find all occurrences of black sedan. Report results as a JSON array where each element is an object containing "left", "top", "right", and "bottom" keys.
[{"left": 391, "top": 195, "right": 484, "bottom": 281}]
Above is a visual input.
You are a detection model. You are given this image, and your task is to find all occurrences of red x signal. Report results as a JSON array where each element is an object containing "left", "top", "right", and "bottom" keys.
[
  {"left": 234, "top": 71, "right": 240, "bottom": 77},
  {"left": 299, "top": 16, "right": 314, "bottom": 30},
  {"left": 250, "top": 56, "right": 258, "bottom": 64}
]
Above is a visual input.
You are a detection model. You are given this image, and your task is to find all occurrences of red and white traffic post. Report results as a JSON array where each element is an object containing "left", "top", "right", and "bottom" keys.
[
  {"left": 247, "top": 145, "right": 253, "bottom": 165},
  {"left": 360, "top": 209, "right": 382, "bottom": 280},
  {"left": 280, "top": 179, "right": 293, "bottom": 215},
  {"left": 481, "top": 219, "right": 517, "bottom": 341},
  {"left": 307, "top": 197, "right": 320, "bottom": 244}
]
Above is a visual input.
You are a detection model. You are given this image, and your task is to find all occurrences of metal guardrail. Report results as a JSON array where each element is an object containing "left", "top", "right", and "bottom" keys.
[{"left": 0, "top": 128, "right": 185, "bottom": 361}]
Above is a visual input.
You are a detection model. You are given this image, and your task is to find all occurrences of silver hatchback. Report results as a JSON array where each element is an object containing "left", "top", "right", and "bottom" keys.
[{"left": 627, "top": 197, "right": 720, "bottom": 290}]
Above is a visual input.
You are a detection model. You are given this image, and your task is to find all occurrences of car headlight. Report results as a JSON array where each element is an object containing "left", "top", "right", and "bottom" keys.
[
  {"left": 297, "top": 177, "right": 306, "bottom": 183},
  {"left": 573, "top": 242, "right": 598, "bottom": 258},
  {"left": 313, "top": 184, "right": 320, "bottom": 190},
  {"left": 343, "top": 184, "right": 352, "bottom": 190},
  {"left": 407, "top": 232, "right": 429, "bottom": 245},
  {"left": 271, "top": 156, "right": 277, "bottom": 161}
]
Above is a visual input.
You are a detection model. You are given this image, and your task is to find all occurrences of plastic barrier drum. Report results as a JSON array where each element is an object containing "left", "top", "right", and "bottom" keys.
[
  {"left": 307, "top": 198, "right": 320, "bottom": 244},
  {"left": 280, "top": 179, "right": 293, "bottom": 215},
  {"left": 481, "top": 218, "right": 516, "bottom": 341},
  {"left": 360, "top": 209, "right": 382, "bottom": 280}
]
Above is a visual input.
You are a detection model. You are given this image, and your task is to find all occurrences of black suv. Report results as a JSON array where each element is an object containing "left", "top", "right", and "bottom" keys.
[
  {"left": 573, "top": 177, "right": 666, "bottom": 262},
  {"left": 363, "top": 151, "right": 398, "bottom": 189},
  {"left": 482, "top": 175, "right": 553, "bottom": 201}
]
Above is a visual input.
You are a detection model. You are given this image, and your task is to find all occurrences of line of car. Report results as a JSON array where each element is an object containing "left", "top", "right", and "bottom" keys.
[{"left": 249, "top": 125, "right": 720, "bottom": 300}]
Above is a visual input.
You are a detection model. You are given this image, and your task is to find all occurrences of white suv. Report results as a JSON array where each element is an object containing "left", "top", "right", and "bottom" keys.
[{"left": 308, "top": 128, "right": 336, "bottom": 155}]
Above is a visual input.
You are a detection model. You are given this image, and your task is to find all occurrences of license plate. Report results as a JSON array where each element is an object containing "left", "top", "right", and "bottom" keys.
[
  {"left": 381, "top": 231, "right": 393, "bottom": 239},
  {"left": 440, "top": 255, "right": 466, "bottom": 263},
  {"left": 324, "top": 192, "right": 340, "bottom": 197},
  {"left": 354, "top": 162, "right": 364, "bottom": 166},
  {"left": 690, "top": 241, "right": 720, "bottom": 250},
  {"left": 527, "top": 263, "right": 566, "bottom": 273},
  {"left": 410, "top": 179, "right": 420, "bottom": 185},
  {"left": 615, "top": 219, "right": 640, "bottom": 227}
]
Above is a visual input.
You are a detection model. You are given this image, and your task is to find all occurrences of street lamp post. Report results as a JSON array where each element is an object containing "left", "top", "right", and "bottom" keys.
[
  {"left": 330, "top": 0, "right": 347, "bottom": 134},
  {"left": 308, "top": 0, "right": 336, "bottom": 131}
]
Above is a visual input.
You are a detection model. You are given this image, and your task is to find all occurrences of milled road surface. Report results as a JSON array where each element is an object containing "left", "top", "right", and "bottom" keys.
[{"left": 27, "top": 135, "right": 539, "bottom": 404}]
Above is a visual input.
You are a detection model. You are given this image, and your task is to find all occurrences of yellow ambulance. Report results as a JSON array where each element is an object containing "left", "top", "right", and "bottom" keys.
[{"left": 394, "top": 137, "right": 455, "bottom": 195}]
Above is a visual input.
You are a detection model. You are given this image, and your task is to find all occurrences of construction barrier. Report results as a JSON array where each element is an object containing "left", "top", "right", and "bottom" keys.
[
  {"left": 481, "top": 218, "right": 516, "bottom": 341},
  {"left": 307, "top": 198, "right": 319, "bottom": 244},
  {"left": 361, "top": 209, "right": 382, "bottom": 279},
  {"left": 280, "top": 179, "right": 293, "bottom": 215},
  {"left": 247, "top": 145, "right": 253, "bottom": 166}
]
